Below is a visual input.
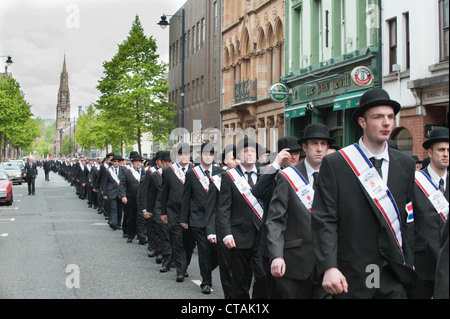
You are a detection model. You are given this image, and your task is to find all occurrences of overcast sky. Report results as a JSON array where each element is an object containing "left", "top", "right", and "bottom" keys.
[{"left": 0, "top": 0, "right": 187, "bottom": 120}]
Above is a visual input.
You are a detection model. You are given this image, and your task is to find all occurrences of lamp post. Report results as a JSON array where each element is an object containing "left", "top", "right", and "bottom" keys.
[
  {"left": 1, "top": 55, "right": 13, "bottom": 78},
  {"left": 158, "top": 9, "right": 185, "bottom": 128}
]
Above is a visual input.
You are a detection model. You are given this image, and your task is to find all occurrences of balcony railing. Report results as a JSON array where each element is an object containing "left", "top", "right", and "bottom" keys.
[{"left": 234, "top": 78, "right": 257, "bottom": 104}]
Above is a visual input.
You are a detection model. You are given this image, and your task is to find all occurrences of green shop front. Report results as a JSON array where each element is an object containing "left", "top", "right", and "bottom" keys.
[{"left": 283, "top": 47, "right": 379, "bottom": 147}]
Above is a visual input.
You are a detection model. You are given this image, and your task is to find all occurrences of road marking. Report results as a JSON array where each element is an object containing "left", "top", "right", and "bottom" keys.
[
  {"left": 91, "top": 222, "right": 108, "bottom": 226},
  {"left": 0, "top": 233, "right": 8, "bottom": 237},
  {"left": 0, "top": 218, "right": 15, "bottom": 222}
]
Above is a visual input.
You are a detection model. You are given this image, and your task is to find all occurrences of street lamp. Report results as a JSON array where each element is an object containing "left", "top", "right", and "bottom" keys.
[
  {"left": 1, "top": 55, "right": 13, "bottom": 77},
  {"left": 158, "top": 9, "right": 185, "bottom": 128}
]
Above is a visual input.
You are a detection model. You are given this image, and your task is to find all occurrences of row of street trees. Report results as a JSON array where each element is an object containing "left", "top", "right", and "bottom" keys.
[
  {"left": 74, "top": 15, "right": 176, "bottom": 156},
  {"left": 0, "top": 75, "right": 40, "bottom": 162}
]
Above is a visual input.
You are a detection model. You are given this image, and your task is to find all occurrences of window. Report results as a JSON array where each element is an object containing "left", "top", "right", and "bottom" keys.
[
  {"left": 388, "top": 18, "right": 397, "bottom": 73},
  {"left": 201, "top": 18, "right": 206, "bottom": 47},
  {"left": 404, "top": 12, "right": 410, "bottom": 69},
  {"left": 439, "top": 0, "right": 449, "bottom": 61}
]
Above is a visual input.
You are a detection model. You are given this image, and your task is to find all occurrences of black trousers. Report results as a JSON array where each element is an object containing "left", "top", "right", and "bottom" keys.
[
  {"left": 229, "top": 236, "right": 268, "bottom": 299},
  {"left": 108, "top": 197, "right": 123, "bottom": 228},
  {"left": 156, "top": 215, "right": 172, "bottom": 268},
  {"left": 191, "top": 226, "right": 218, "bottom": 287},
  {"left": 168, "top": 224, "right": 195, "bottom": 276},
  {"left": 27, "top": 177, "right": 36, "bottom": 194},
  {"left": 217, "top": 241, "right": 232, "bottom": 299}
]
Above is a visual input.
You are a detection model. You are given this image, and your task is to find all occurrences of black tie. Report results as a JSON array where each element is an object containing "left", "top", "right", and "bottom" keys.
[
  {"left": 370, "top": 157, "right": 383, "bottom": 179},
  {"left": 245, "top": 171, "right": 254, "bottom": 188},
  {"left": 205, "top": 170, "right": 210, "bottom": 178},
  {"left": 182, "top": 167, "right": 185, "bottom": 173},
  {"left": 439, "top": 178, "right": 445, "bottom": 194},
  {"left": 312, "top": 171, "right": 319, "bottom": 189}
]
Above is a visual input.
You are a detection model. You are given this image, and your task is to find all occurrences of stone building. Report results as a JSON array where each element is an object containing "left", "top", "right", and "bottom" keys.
[{"left": 221, "top": 0, "right": 286, "bottom": 153}]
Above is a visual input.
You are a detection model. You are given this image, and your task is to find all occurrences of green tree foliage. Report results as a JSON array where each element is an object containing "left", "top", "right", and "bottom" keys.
[
  {"left": 0, "top": 76, "right": 40, "bottom": 161},
  {"left": 96, "top": 15, "right": 175, "bottom": 154}
]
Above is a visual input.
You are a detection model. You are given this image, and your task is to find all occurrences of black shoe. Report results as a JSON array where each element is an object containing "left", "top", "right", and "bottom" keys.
[
  {"left": 160, "top": 266, "right": 170, "bottom": 273},
  {"left": 127, "top": 238, "right": 133, "bottom": 243},
  {"left": 88, "top": 204, "right": 92, "bottom": 208},
  {"left": 176, "top": 274, "right": 184, "bottom": 282},
  {"left": 184, "top": 272, "right": 189, "bottom": 277},
  {"left": 139, "top": 239, "right": 147, "bottom": 245},
  {"left": 155, "top": 254, "right": 163, "bottom": 264},
  {"left": 109, "top": 224, "right": 117, "bottom": 230},
  {"left": 148, "top": 250, "right": 157, "bottom": 257},
  {"left": 201, "top": 285, "right": 211, "bottom": 294}
]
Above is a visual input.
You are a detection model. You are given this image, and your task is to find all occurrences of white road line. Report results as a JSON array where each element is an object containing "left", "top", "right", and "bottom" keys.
[
  {"left": 0, "top": 233, "right": 8, "bottom": 237},
  {"left": 0, "top": 218, "right": 15, "bottom": 221}
]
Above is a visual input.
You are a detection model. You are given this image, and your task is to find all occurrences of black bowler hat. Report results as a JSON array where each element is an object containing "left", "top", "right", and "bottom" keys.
[
  {"left": 352, "top": 88, "right": 401, "bottom": 123},
  {"left": 411, "top": 155, "right": 422, "bottom": 164},
  {"left": 278, "top": 136, "right": 302, "bottom": 152},
  {"left": 177, "top": 142, "right": 190, "bottom": 154},
  {"left": 222, "top": 144, "right": 236, "bottom": 164},
  {"left": 131, "top": 154, "right": 144, "bottom": 161},
  {"left": 160, "top": 151, "right": 171, "bottom": 161},
  {"left": 236, "top": 137, "right": 258, "bottom": 153},
  {"left": 153, "top": 150, "right": 163, "bottom": 161},
  {"left": 422, "top": 127, "right": 449, "bottom": 149},
  {"left": 112, "top": 155, "right": 123, "bottom": 161},
  {"left": 200, "top": 142, "right": 215, "bottom": 154},
  {"left": 297, "top": 123, "right": 334, "bottom": 145}
]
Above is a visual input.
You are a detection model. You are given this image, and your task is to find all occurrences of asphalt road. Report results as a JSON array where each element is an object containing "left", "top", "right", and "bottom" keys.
[{"left": 0, "top": 168, "right": 225, "bottom": 300}]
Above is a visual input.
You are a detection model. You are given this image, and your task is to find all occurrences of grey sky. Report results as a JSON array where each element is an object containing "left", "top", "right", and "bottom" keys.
[{"left": 0, "top": 0, "right": 186, "bottom": 120}]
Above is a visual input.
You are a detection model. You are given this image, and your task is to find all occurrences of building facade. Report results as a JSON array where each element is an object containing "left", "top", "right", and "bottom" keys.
[
  {"left": 283, "top": 0, "right": 381, "bottom": 146},
  {"left": 168, "top": 0, "right": 222, "bottom": 150},
  {"left": 382, "top": 0, "right": 449, "bottom": 160},
  {"left": 221, "top": 0, "right": 286, "bottom": 153}
]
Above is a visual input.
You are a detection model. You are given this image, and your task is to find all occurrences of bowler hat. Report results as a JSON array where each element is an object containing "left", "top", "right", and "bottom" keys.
[
  {"left": 153, "top": 151, "right": 163, "bottom": 161},
  {"left": 297, "top": 123, "right": 334, "bottom": 145},
  {"left": 352, "top": 88, "right": 401, "bottom": 123},
  {"left": 422, "top": 127, "right": 449, "bottom": 149},
  {"left": 411, "top": 155, "right": 421, "bottom": 164},
  {"left": 278, "top": 136, "right": 302, "bottom": 152},
  {"left": 112, "top": 155, "right": 123, "bottom": 161},
  {"left": 222, "top": 144, "right": 236, "bottom": 164},
  {"left": 177, "top": 142, "right": 190, "bottom": 154},
  {"left": 200, "top": 142, "right": 215, "bottom": 154},
  {"left": 131, "top": 154, "right": 144, "bottom": 161},
  {"left": 236, "top": 137, "right": 258, "bottom": 153},
  {"left": 160, "top": 151, "right": 172, "bottom": 161}
]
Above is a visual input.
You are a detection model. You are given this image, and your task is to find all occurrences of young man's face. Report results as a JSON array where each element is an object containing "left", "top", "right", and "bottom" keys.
[
  {"left": 177, "top": 153, "right": 190, "bottom": 165},
  {"left": 238, "top": 146, "right": 257, "bottom": 164},
  {"left": 201, "top": 152, "right": 215, "bottom": 166},
  {"left": 161, "top": 159, "right": 172, "bottom": 168},
  {"left": 302, "top": 139, "right": 329, "bottom": 168},
  {"left": 112, "top": 160, "right": 120, "bottom": 168},
  {"left": 223, "top": 150, "right": 239, "bottom": 169},
  {"left": 358, "top": 105, "right": 395, "bottom": 144},
  {"left": 428, "top": 141, "right": 449, "bottom": 171},
  {"left": 132, "top": 160, "right": 142, "bottom": 170}
]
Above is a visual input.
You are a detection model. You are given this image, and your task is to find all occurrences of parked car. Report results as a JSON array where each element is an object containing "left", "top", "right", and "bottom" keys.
[
  {"left": 0, "top": 161, "right": 23, "bottom": 184},
  {"left": 0, "top": 169, "right": 13, "bottom": 205}
]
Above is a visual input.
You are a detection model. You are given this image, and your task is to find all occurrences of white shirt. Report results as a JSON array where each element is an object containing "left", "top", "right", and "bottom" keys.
[
  {"left": 427, "top": 165, "right": 448, "bottom": 191},
  {"left": 304, "top": 159, "right": 319, "bottom": 186},
  {"left": 358, "top": 137, "right": 390, "bottom": 184},
  {"left": 239, "top": 163, "right": 257, "bottom": 185}
]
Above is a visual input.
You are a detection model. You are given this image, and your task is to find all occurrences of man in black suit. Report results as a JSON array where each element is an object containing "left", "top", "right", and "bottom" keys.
[
  {"left": 43, "top": 158, "right": 51, "bottom": 181},
  {"left": 161, "top": 142, "right": 194, "bottom": 282},
  {"left": 312, "top": 88, "right": 418, "bottom": 298},
  {"left": 103, "top": 155, "right": 123, "bottom": 230},
  {"left": 23, "top": 157, "right": 38, "bottom": 195},
  {"left": 180, "top": 143, "right": 223, "bottom": 294},
  {"left": 97, "top": 153, "right": 114, "bottom": 216},
  {"left": 411, "top": 127, "right": 449, "bottom": 298},
  {"left": 266, "top": 126, "right": 331, "bottom": 299},
  {"left": 119, "top": 154, "right": 146, "bottom": 243},
  {"left": 218, "top": 137, "right": 268, "bottom": 299},
  {"left": 138, "top": 151, "right": 173, "bottom": 271},
  {"left": 205, "top": 144, "right": 238, "bottom": 299},
  {"left": 252, "top": 136, "right": 302, "bottom": 299}
]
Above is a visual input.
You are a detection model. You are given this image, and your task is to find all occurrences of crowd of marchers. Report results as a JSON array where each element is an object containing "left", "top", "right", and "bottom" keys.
[{"left": 33, "top": 89, "right": 448, "bottom": 299}]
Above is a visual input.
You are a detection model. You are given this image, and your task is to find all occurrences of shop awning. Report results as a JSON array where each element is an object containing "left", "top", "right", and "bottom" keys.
[
  {"left": 333, "top": 90, "right": 368, "bottom": 111},
  {"left": 285, "top": 103, "right": 307, "bottom": 119}
]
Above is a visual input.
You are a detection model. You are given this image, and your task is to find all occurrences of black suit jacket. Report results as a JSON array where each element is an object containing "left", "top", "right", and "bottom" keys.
[
  {"left": 160, "top": 163, "right": 193, "bottom": 225},
  {"left": 217, "top": 164, "right": 263, "bottom": 250},
  {"left": 24, "top": 161, "right": 38, "bottom": 180},
  {"left": 312, "top": 146, "right": 418, "bottom": 298},
  {"left": 181, "top": 165, "right": 224, "bottom": 228},
  {"left": 413, "top": 167, "right": 449, "bottom": 281},
  {"left": 119, "top": 166, "right": 145, "bottom": 207},
  {"left": 137, "top": 168, "right": 163, "bottom": 215},
  {"left": 266, "top": 161, "right": 316, "bottom": 280},
  {"left": 102, "top": 166, "right": 123, "bottom": 199}
]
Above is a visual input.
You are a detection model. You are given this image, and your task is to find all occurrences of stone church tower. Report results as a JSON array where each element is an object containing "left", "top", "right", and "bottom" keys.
[{"left": 55, "top": 56, "right": 71, "bottom": 154}]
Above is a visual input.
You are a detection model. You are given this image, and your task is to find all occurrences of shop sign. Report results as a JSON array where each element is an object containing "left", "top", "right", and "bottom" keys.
[{"left": 269, "top": 82, "right": 289, "bottom": 103}]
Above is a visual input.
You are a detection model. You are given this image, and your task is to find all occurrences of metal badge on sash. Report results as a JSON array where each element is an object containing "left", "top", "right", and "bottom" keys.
[
  {"left": 340, "top": 143, "right": 403, "bottom": 251},
  {"left": 415, "top": 170, "right": 448, "bottom": 222},
  {"left": 279, "top": 166, "right": 315, "bottom": 212},
  {"left": 108, "top": 166, "right": 120, "bottom": 185},
  {"left": 170, "top": 163, "right": 186, "bottom": 184},
  {"left": 193, "top": 166, "right": 210, "bottom": 193},
  {"left": 227, "top": 168, "right": 264, "bottom": 221}
]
